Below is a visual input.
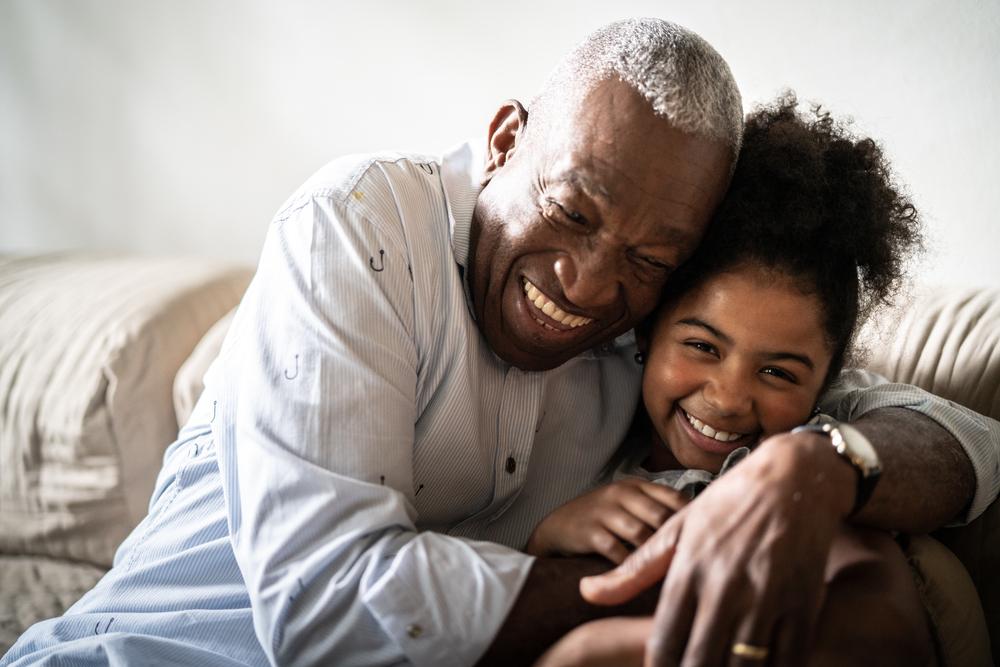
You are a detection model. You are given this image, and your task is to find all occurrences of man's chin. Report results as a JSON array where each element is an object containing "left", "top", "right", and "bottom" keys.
[
  {"left": 487, "top": 333, "right": 580, "bottom": 372},
  {"left": 496, "top": 344, "right": 573, "bottom": 372}
]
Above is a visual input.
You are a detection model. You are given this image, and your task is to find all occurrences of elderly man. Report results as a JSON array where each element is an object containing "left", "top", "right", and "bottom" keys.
[{"left": 3, "top": 18, "right": 997, "bottom": 667}]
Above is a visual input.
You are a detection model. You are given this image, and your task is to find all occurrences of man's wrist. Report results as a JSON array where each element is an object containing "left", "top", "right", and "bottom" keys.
[
  {"left": 792, "top": 421, "right": 882, "bottom": 517},
  {"left": 757, "top": 433, "right": 857, "bottom": 520}
]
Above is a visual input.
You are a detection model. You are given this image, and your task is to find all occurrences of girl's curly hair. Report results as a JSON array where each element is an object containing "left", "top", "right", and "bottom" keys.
[{"left": 663, "top": 92, "right": 922, "bottom": 386}]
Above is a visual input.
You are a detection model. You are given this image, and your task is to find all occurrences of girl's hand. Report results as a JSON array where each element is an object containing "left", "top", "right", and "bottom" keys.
[
  {"left": 526, "top": 479, "right": 688, "bottom": 564},
  {"left": 533, "top": 616, "right": 653, "bottom": 667}
]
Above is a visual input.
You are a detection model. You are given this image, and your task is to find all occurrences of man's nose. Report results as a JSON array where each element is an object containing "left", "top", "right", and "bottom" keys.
[{"left": 553, "top": 250, "right": 621, "bottom": 310}]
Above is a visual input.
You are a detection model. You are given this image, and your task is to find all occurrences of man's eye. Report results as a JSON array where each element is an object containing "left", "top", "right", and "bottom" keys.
[
  {"left": 761, "top": 367, "right": 798, "bottom": 384},
  {"left": 641, "top": 256, "right": 671, "bottom": 271},
  {"left": 545, "top": 198, "right": 586, "bottom": 225},
  {"left": 627, "top": 250, "right": 672, "bottom": 273}
]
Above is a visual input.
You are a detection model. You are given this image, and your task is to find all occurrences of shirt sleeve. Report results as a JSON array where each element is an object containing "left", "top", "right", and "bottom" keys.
[
  {"left": 818, "top": 369, "right": 1000, "bottom": 525},
  {"left": 209, "top": 178, "right": 533, "bottom": 666}
]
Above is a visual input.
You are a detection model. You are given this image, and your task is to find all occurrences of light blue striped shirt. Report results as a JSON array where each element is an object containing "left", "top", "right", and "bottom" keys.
[{"left": 4, "top": 142, "right": 998, "bottom": 667}]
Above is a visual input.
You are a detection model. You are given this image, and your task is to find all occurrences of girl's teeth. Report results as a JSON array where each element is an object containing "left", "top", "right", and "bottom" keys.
[
  {"left": 523, "top": 280, "right": 593, "bottom": 328},
  {"left": 686, "top": 412, "right": 743, "bottom": 442}
]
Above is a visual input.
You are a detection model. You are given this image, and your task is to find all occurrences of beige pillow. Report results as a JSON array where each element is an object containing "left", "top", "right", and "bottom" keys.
[
  {"left": 0, "top": 254, "right": 251, "bottom": 567},
  {"left": 173, "top": 308, "right": 236, "bottom": 428},
  {"left": 906, "top": 534, "right": 992, "bottom": 667},
  {"left": 859, "top": 285, "right": 1000, "bottom": 420}
]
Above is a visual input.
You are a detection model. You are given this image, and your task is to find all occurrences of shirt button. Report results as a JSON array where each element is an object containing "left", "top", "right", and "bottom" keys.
[
  {"left": 505, "top": 457, "right": 516, "bottom": 474},
  {"left": 406, "top": 623, "right": 423, "bottom": 638}
]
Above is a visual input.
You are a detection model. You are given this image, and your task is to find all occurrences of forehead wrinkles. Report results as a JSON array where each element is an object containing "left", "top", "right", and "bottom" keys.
[{"left": 544, "top": 152, "right": 707, "bottom": 249}]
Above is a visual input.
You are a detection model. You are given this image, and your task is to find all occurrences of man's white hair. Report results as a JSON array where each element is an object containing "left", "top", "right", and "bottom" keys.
[{"left": 532, "top": 18, "right": 744, "bottom": 155}]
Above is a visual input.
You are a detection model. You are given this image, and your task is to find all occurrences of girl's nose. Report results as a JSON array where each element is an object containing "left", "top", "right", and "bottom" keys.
[{"left": 703, "top": 371, "right": 753, "bottom": 417}]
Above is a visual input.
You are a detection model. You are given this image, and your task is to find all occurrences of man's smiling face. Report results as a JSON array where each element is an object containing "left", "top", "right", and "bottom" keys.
[{"left": 469, "top": 78, "right": 733, "bottom": 371}]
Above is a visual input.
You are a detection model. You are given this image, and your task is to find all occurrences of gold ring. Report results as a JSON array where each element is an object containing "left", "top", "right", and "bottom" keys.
[{"left": 731, "top": 642, "right": 769, "bottom": 660}]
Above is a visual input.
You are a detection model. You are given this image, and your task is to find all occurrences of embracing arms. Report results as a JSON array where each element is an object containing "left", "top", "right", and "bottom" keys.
[
  {"left": 487, "top": 378, "right": 997, "bottom": 666},
  {"left": 576, "top": 391, "right": 996, "bottom": 666}
]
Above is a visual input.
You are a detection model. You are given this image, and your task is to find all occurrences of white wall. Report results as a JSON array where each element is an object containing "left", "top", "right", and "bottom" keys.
[{"left": 1, "top": 0, "right": 998, "bottom": 287}]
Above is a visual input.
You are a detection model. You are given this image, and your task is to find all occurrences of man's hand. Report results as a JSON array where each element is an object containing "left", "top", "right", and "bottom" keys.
[
  {"left": 579, "top": 432, "right": 856, "bottom": 666},
  {"left": 526, "top": 479, "right": 688, "bottom": 564}
]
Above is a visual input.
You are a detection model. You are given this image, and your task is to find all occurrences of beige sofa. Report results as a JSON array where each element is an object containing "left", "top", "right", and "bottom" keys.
[{"left": 0, "top": 254, "right": 997, "bottom": 664}]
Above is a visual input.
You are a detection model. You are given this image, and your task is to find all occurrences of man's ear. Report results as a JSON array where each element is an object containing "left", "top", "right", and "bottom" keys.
[{"left": 482, "top": 99, "right": 528, "bottom": 186}]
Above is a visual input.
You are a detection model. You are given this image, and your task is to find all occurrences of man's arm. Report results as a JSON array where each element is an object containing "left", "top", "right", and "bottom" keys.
[
  {"left": 823, "top": 369, "right": 999, "bottom": 527},
  {"left": 211, "top": 170, "right": 535, "bottom": 667},
  {"left": 851, "top": 407, "right": 976, "bottom": 532},
  {"left": 479, "top": 557, "right": 660, "bottom": 666}
]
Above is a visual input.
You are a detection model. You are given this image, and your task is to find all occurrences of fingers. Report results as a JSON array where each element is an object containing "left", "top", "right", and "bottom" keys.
[
  {"left": 617, "top": 481, "right": 687, "bottom": 530},
  {"left": 635, "top": 481, "right": 689, "bottom": 514},
  {"left": 602, "top": 509, "right": 654, "bottom": 548},
  {"left": 644, "top": 572, "right": 698, "bottom": 667},
  {"left": 534, "top": 617, "right": 654, "bottom": 667},
  {"left": 590, "top": 527, "right": 633, "bottom": 565},
  {"left": 768, "top": 598, "right": 820, "bottom": 666},
  {"left": 725, "top": 603, "right": 778, "bottom": 667},
  {"left": 580, "top": 515, "right": 683, "bottom": 606}
]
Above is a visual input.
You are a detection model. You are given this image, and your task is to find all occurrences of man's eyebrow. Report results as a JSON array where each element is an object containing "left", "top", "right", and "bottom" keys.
[{"left": 562, "top": 172, "right": 612, "bottom": 202}]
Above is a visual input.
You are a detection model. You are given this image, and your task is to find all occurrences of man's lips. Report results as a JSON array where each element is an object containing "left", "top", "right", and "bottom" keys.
[
  {"left": 521, "top": 279, "right": 594, "bottom": 331},
  {"left": 676, "top": 407, "right": 757, "bottom": 456}
]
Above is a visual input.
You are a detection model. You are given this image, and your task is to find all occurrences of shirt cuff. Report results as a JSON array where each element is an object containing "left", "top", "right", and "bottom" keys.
[{"left": 362, "top": 532, "right": 535, "bottom": 666}]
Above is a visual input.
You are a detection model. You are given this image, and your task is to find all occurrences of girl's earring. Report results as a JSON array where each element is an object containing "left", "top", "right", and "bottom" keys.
[{"left": 634, "top": 352, "right": 645, "bottom": 365}]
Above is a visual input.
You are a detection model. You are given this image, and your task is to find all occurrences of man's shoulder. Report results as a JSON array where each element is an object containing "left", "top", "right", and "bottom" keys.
[{"left": 275, "top": 150, "right": 443, "bottom": 218}]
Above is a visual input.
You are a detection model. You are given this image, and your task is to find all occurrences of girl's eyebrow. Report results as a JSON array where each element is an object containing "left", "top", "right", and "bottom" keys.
[
  {"left": 675, "top": 317, "right": 816, "bottom": 370},
  {"left": 676, "top": 317, "right": 730, "bottom": 343},
  {"left": 760, "top": 351, "right": 815, "bottom": 371}
]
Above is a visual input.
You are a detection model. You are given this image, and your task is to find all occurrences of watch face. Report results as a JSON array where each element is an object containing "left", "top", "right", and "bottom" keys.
[{"left": 838, "top": 423, "right": 881, "bottom": 478}]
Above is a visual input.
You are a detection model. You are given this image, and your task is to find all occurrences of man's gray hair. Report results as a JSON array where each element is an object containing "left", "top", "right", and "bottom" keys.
[{"left": 533, "top": 18, "right": 744, "bottom": 155}]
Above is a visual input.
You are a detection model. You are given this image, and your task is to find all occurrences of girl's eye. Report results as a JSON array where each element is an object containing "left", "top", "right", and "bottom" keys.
[
  {"left": 761, "top": 367, "right": 798, "bottom": 384},
  {"left": 685, "top": 340, "right": 717, "bottom": 356}
]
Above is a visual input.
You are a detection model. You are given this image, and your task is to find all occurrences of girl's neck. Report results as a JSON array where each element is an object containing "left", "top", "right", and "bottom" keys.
[
  {"left": 646, "top": 429, "right": 683, "bottom": 472},
  {"left": 633, "top": 410, "right": 683, "bottom": 472}
]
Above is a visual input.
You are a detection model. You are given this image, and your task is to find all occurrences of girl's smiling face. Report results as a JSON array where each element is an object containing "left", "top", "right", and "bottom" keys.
[{"left": 642, "top": 264, "right": 834, "bottom": 473}]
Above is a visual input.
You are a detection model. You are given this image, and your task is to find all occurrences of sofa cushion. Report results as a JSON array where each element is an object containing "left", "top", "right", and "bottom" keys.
[
  {"left": 859, "top": 286, "right": 1000, "bottom": 421},
  {"left": 906, "top": 534, "right": 992, "bottom": 666},
  {"left": 0, "top": 554, "right": 107, "bottom": 655},
  {"left": 0, "top": 254, "right": 251, "bottom": 567}
]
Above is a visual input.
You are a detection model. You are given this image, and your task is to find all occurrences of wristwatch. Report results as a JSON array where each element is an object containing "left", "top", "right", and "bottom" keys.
[{"left": 791, "top": 420, "right": 881, "bottom": 516}]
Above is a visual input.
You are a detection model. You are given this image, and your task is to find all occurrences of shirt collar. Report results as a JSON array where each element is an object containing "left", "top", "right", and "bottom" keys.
[{"left": 440, "top": 138, "right": 484, "bottom": 272}]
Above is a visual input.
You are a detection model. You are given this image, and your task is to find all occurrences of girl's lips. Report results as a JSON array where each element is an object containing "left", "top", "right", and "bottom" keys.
[{"left": 675, "top": 408, "right": 756, "bottom": 457}]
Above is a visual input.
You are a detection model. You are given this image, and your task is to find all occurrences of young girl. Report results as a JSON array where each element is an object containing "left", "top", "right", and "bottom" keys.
[{"left": 527, "top": 95, "right": 931, "bottom": 664}]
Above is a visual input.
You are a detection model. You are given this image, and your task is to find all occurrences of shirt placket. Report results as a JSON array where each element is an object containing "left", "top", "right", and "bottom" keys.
[{"left": 486, "top": 367, "right": 541, "bottom": 522}]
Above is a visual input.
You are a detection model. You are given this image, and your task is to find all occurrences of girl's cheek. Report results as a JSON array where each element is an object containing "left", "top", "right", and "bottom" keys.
[{"left": 761, "top": 393, "right": 817, "bottom": 436}]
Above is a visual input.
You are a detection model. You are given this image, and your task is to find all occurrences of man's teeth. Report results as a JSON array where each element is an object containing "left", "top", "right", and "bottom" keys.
[
  {"left": 523, "top": 280, "right": 592, "bottom": 328},
  {"left": 685, "top": 412, "right": 744, "bottom": 442}
]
